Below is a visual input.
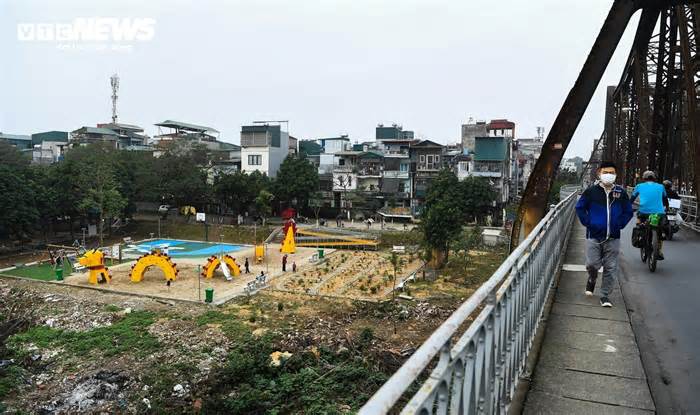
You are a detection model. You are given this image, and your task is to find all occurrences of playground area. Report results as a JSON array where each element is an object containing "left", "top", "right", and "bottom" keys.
[
  {"left": 60, "top": 242, "right": 320, "bottom": 303},
  {"left": 271, "top": 250, "right": 424, "bottom": 301}
]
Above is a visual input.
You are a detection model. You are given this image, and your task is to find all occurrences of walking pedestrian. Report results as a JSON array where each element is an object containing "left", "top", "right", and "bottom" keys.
[
  {"left": 244, "top": 258, "right": 250, "bottom": 274},
  {"left": 575, "top": 161, "right": 633, "bottom": 308},
  {"left": 282, "top": 254, "right": 288, "bottom": 272},
  {"left": 292, "top": 261, "right": 297, "bottom": 272}
]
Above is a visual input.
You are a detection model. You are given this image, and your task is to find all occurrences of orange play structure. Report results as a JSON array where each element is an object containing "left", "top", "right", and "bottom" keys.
[
  {"left": 79, "top": 249, "right": 111, "bottom": 284},
  {"left": 201, "top": 255, "right": 241, "bottom": 280},
  {"left": 129, "top": 252, "right": 178, "bottom": 282}
]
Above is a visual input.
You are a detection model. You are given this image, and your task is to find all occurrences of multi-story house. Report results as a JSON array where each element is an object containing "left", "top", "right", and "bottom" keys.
[
  {"left": 240, "top": 124, "right": 289, "bottom": 177},
  {"left": 410, "top": 140, "right": 445, "bottom": 212},
  {"left": 472, "top": 135, "right": 511, "bottom": 205}
]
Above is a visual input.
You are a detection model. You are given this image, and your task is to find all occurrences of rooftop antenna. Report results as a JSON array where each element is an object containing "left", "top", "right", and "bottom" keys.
[{"left": 110, "top": 74, "right": 119, "bottom": 124}]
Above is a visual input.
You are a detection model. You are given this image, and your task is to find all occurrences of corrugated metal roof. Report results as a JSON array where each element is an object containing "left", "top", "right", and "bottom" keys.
[
  {"left": 156, "top": 120, "right": 219, "bottom": 133},
  {"left": 0, "top": 133, "right": 31, "bottom": 141},
  {"left": 73, "top": 127, "right": 119, "bottom": 136}
]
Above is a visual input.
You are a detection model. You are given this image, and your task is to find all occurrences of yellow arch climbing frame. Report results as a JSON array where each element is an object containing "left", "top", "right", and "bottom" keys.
[
  {"left": 201, "top": 255, "right": 241, "bottom": 279},
  {"left": 129, "top": 252, "right": 178, "bottom": 282}
]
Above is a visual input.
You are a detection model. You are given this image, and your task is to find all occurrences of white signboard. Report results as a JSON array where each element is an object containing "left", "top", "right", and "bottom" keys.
[
  {"left": 112, "top": 245, "right": 120, "bottom": 258},
  {"left": 333, "top": 173, "right": 357, "bottom": 191},
  {"left": 668, "top": 198, "right": 681, "bottom": 209},
  {"left": 196, "top": 212, "right": 206, "bottom": 222}
]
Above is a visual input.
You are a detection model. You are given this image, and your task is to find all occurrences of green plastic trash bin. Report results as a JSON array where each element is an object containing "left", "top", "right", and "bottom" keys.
[
  {"left": 205, "top": 288, "right": 214, "bottom": 303},
  {"left": 55, "top": 268, "right": 64, "bottom": 281},
  {"left": 318, "top": 249, "right": 325, "bottom": 259}
]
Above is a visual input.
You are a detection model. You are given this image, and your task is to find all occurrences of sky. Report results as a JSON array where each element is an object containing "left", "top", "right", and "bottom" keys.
[{"left": 1, "top": 0, "right": 642, "bottom": 157}]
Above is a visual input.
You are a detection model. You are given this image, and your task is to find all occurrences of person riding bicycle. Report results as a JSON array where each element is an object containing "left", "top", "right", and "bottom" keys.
[{"left": 631, "top": 170, "right": 668, "bottom": 259}]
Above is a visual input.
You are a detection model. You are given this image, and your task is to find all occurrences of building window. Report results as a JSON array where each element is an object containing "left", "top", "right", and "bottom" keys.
[
  {"left": 400, "top": 163, "right": 409, "bottom": 172},
  {"left": 420, "top": 155, "right": 425, "bottom": 163},
  {"left": 435, "top": 155, "right": 440, "bottom": 164},
  {"left": 248, "top": 155, "right": 262, "bottom": 165},
  {"left": 398, "top": 182, "right": 406, "bottom": 193},
  {"left": 339, "top": 159, "right": 346, "bottom": 166},
  {"left": 427, "top": 155, "right": 433, "bottom": 164}
]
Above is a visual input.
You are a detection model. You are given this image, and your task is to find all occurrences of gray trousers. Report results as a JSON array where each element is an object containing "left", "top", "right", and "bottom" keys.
[{"left": 585, "top": 238, "right": 620, "bottom": 297}]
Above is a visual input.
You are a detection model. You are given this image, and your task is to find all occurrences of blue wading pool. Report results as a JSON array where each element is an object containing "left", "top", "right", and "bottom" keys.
[{"left": 130, "top": 239, "right": 245, "bottom": 257}]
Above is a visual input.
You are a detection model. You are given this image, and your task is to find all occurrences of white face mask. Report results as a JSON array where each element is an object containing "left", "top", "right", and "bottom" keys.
[{"left": 600, "top": 173, "right": 616, "bottom": 185}]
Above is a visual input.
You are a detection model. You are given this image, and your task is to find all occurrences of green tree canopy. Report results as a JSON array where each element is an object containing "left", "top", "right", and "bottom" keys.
[{"left": 273, "top": 155, "right": 319, "bottom": 208}]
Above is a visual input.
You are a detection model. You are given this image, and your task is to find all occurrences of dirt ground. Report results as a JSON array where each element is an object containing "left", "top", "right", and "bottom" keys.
[
  {"left": 62, "top": 244, "right": 323, "bottom": 303},
  {"left": 272, "top": 250, "right": 424, "bottom": 300}
]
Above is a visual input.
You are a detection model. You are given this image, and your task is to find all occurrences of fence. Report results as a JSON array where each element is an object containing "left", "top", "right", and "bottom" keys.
[
  {"left": 679, "top": 194, "right": 699, "bottom": 232},
  {"left": 359, "top": 191, "right": 578, "bottom": 415}
]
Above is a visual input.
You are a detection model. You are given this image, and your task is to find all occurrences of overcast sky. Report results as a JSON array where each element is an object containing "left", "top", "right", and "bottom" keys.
[{"left": 1, "top": 0, "right": 641, "bottom": 157}]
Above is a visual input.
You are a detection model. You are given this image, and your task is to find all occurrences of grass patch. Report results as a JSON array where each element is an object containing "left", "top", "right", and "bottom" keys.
[
  {"left": 4, "top": 262, "right": 72, "bottom": 281},
  {"left": 0, "top": 365, "right": 23, "bottom": 402},
  {"left": 8, "top": 311, "right": 159, "bottom": 357},
  {"left": 195, "top": 310, "right": 247, "bottom": 338},
  {"left": 104, "top": 304, "right": 121, "bottom": 313},
  {"left": 378, "top": 229, "right": 423, "bottom": 249},
  {"left": 203, "top": 333, "right": 389, "bottom": 414}
]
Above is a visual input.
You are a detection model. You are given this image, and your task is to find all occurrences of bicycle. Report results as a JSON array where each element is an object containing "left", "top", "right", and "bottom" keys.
[{"left": 637, "top": 213, "right": 662, "bottom": 272}]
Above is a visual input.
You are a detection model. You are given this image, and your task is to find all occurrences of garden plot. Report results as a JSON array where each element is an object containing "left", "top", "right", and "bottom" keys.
[{"left": 271, "top": 250, "right": 424, "bottom": 300}]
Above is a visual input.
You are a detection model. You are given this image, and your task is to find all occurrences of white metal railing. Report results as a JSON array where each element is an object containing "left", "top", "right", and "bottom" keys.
[
  {"left": 360, "top": 191, "right": 578, "bottom": 415},
  {"left": 679, "top": 194, "right": 699, "bottom": 232}
]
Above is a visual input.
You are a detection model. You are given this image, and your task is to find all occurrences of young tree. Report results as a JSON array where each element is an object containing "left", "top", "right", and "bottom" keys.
[
  {"left": 66, "top": 144, "right": 127, "bottom": 246},
  {"left": 0, "top": 166, "right": 39, "bottom": 240},
  {"left": 273, "top": 155, "right": 319, "bottom": 209},
  {"left": 420, "top": 169, "right": 464, "bottom": 268},
  {"left": 458, "top": 177, "right": 497, "bottom": 223},
  {"left": 255, "top": 190, "right": 275, "bottom": 226}
]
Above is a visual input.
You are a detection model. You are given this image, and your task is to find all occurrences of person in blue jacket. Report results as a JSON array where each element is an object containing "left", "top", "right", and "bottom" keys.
[{"left": 575, "top": 161, "right": 634, "bottom": 307}]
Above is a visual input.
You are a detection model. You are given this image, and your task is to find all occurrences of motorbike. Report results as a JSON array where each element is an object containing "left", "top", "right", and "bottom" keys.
[{"left": 664, "top": 199, "right": 682, "bottom": 240}]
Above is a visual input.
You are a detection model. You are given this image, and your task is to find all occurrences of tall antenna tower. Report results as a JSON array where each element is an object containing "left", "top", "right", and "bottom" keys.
[{"left": 110, "top": 74, "right": 119, "bottom": 123}]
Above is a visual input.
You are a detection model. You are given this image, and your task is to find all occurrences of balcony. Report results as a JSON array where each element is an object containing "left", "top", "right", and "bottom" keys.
[
  {"left": 417, "top": 163, "right": 441, "bottom": 171},
  {"left": 471, "top": 171, "right": 502, "bottom": 178},
  {"left": 357, "top": 167, "right": 382, "bottom": 177},
  {"left": 333, "top": 165, "right": 356, "bottom": 173},
  {"left": 383, "top": 170, "right": 409, "bottom": 179}
]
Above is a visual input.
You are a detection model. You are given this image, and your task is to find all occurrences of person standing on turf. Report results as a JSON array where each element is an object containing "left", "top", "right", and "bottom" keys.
[
  {"left": 575, "top": 161, "right": 633, "bottom": 308},
  {"left": 244, "top": 257, "right": 250, "bottom": 274},
  {"left": 282, "top": 254, "right": 288, "bottom": 272}
]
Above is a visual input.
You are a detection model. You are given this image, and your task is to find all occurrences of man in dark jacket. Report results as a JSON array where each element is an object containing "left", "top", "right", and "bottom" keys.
[{"left": 575, "top": 161, "right": 633, "bottom": 307}]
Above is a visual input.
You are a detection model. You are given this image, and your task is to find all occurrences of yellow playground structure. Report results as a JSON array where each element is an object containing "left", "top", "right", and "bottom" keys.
[
  {"left": 295, "top": 228, "right": 378, "bottom": 248},
  {"left": 255, "top": 245, "right": 265, "bottom": 263},
  {"left": 280, "top": 226, "right": 296, "bottom": 254},
  {"left": 129, "top": 252, "right": 178, "bottom": 282},
  {"left": 79, "top": 250, "right": 111, "bottom": 285},
  {"left": 201, "top": 255, "right": 241, "bottom": 280}
]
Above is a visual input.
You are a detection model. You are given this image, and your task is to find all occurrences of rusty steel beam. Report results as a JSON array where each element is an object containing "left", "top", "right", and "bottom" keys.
[
  {"left": 677, "top": 5, "right": 700, "bottom": 197},
  {"left": 510, "top": 0, "right": 638, "bottom": 248},
  {"left": 512, "top": 0, "right": 700, "bottom": 249}
]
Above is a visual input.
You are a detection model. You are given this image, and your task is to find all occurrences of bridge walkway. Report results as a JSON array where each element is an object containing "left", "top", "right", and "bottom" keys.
[{"left": 524, "top": 220, "right": 654, "bottom": 414}]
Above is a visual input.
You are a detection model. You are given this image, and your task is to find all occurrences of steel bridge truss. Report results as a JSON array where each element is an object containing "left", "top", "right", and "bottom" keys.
[{"left": 513, "top": 0, "right": 700, "bottom": 248}]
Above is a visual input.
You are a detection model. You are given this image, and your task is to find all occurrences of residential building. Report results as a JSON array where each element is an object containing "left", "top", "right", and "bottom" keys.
[
  {"left": 318, "top": 135, "right": 351, "bottom": 174},
  {"left": 70, "top": 126, "right": 120, "bottom": 148},
  {"left": 461, "top": 120, "right": 487, "bottom": 154},
  {"left": 411, "top": 140, "right": 445, "bottom": 211},
  {"left": 240, "top": 124, "right": 289, "bottom": 177},
  {"left": 288, "top": 136, "right": 298, "bottom": 155},
  {"left": 472, "top": 135, "right": 511, "bottom": 205},
  {"left": 376, "top": 124, "right": 414, "bottom": 140},
  {"left": 561, "top": 157, "right": 583, "bottom": 174},
  {"left": 513, "top": 130, "right": 545, "bottom": 195},
  {"left": 455, "top": 154, "right": 474, "bottom": 181},
  {"left": 97, "top": 122, "right": 150, "bottom": 149},
  {"left": 31, "top": 131, "right": 70, "bottom": 164}
]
